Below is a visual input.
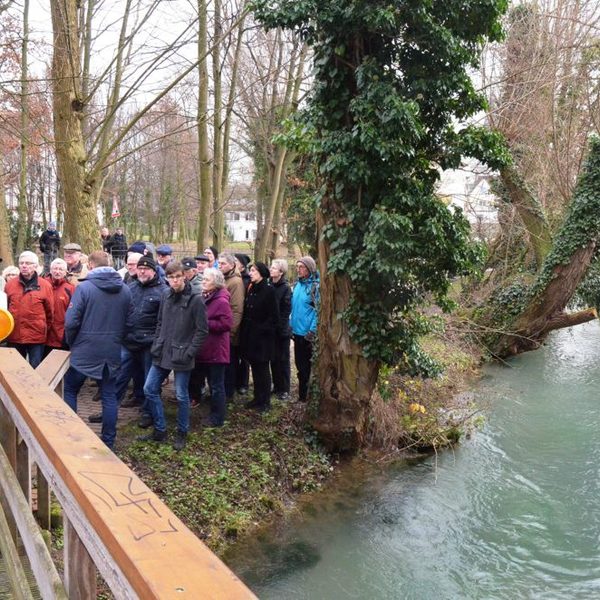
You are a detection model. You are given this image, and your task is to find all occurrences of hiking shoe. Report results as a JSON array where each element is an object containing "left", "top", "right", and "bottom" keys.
[
  {"left": 92, "top": 389, "right": 101, "bottom": 402},
  {"left": 173, "top": 431, "right": 187, "bottom": 451},
  {"left": 137, "top": 429, "right": 167, "bottom": 443},
  {"left": 276, "top": 392, "right": 290, "bottom": 401},
  {"left": 121, "top": 396, "right": 143, "bottom": 408},
  {"left": 88, "top": 412, "right": 102, "bottom": 424},
  {"left": 138, "top": 414, "right": 153, "bottom": 429},
  {"left": 237, "top": 387, "right": 248, "bottom": 396}
]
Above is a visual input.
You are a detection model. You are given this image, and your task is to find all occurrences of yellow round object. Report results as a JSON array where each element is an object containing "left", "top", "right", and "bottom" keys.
[{"left": 0, "top": 308, "right": 14, "bottom": 342}]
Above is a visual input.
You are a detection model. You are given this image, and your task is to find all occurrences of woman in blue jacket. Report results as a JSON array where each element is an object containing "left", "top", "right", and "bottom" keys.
[{"left": 290, "top": 256, "right": 319, "bottom": 403}]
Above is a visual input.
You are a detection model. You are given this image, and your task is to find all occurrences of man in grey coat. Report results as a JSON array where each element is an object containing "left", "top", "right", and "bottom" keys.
[{"left": 139, "top": 261, "right": 208, "bottom": 450}]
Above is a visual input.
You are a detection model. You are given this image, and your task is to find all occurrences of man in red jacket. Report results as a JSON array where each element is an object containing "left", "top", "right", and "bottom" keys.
[{"left": 5, "top": 251, "right": 54, "bottom": 367}]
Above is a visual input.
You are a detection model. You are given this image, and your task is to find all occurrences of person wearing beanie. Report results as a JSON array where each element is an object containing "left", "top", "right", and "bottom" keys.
[
  {"left": 95, "top": 252, "right": 167, "bottom": 424},
  {"left": 239, "top": 262, "right": 279, "bottom": 412},
  {"left": 290, "top": 255, "right": 320, "bottom": 402},
  {"left": 39, "top": 221, "right": 61, "bottom": 275},
  {"left": 234, "top": 253, "right": 251, "bottom": 291}
]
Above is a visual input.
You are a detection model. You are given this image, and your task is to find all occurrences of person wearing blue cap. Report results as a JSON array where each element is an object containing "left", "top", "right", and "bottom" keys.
[
  {"left": 39, "top": 221, "right": 61, "bottom": 275},
  {"left": 156, "top": 244, "right": 174, "bottom": 270}
]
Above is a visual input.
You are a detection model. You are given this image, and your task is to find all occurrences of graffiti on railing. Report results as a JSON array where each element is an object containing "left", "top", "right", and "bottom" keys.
[{"left": 79, "top": 471, "right": 180, "bottom": 542}]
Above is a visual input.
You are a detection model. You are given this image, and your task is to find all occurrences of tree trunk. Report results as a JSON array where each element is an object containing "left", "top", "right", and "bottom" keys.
[
  {"left": 16, "top": 0, "right": 30, "bottom": 255},
  {"left": 312, "top": 207, "right": 379, "bottom": 451},
  {"left": 196, "top": 0, "right": 212, "bottom": 252},
  {"left": 490, "top": 138, "right": 600, "bottom": 357},
  {"left": 0, "top": 170, "right": 14, "bottom": 263},
  {"left": 50, "top": 0, "right": 98, "bottom": 252},
  {"left": 500, "top": 165, "right": 553, "bottom": 266}
]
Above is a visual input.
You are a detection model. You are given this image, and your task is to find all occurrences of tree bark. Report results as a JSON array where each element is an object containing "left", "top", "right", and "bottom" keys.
[
  {"left": 490, "top": 139, "right": 600, "bottom": 357},
  {"left": 312, "top": 207, "right": 379, "bottom": 451},
  {"left": 0, "top": 170, "right": 13, "bottom": 263},
  {"left": 50, "top": 0, "right": 98, "bottom": 252}
]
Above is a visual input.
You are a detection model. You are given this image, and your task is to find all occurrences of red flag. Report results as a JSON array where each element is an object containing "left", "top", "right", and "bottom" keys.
[{"left": 111, "top": 194, "right": 121, "bottom": 218}]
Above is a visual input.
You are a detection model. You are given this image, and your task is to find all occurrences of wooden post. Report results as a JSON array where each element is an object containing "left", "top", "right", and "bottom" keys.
[
  {"left": 64, "top": 517, "right": 97, "bottom": 600},
  {"left": 16, "top": 435, "right": 31, "bottom": 506},
  {"left": 36, "top": 465, "right": 52, "bottom": 531},
  {"left": 0, "top": 501, "right": 34, "bottom": 600},
  {"left": 0, "top": 400, "right": 18, "bottom": 541}
]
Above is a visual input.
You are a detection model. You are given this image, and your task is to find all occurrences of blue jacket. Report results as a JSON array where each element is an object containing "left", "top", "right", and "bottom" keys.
[
  {"left": 124, "top": 273, "right": 168, "bottom": 350},
  {"left": 65, "top": 268, "right": 133, "bottom": 379},
  {"left": 290, "top": 274, "right": 319, "bottom": 336}
]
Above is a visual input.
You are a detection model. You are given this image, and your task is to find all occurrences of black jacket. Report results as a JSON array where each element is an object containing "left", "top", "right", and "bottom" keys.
[
  {"left": 271, "top": 276, "right": 291, "bottom": 338},
  {"left": 124, "top": 273, "right": 168, "bottom": 350},
  {"left": 110, "top": 233, "right": 128, "bottom": 258},
  {"left": 39, "top": 229, "right": 61, "bottom": 254},
  {"left": 151, "top": 281, "right": 208, "bottom": 371},
  {"left": 239, "top": 278, "right": 279, "bottom": 363}
]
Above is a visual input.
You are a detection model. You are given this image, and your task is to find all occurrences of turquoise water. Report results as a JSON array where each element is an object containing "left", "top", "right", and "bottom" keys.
[{"left": 225, "top": 322, "right": 600, "bottom": 599}]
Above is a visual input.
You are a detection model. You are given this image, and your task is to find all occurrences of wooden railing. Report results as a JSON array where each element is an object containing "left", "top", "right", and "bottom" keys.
[{"left": 0, "top": 348, "right": 256, "bottom": 599}]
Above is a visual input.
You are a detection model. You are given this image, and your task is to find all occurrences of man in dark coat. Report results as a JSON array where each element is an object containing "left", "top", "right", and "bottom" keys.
[
  {"left": 39, "top": 221, "right": 61, "bottom": 274},
  {"left": 64, "top": 251, "right": 133, "bottom": 449},
  {"left": 110, "top": 227, "right": 128, "bottom": 269},
  {"left": 239, "top": 262, "right": 279, "bottom": 412},
  {"left": 140, "top": 261, "right": 208, "bottom": 451}
]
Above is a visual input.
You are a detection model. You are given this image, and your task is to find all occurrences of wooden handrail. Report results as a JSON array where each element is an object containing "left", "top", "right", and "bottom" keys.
[{"left": 0, "top": 348, "right": 256, "bottom": 599}]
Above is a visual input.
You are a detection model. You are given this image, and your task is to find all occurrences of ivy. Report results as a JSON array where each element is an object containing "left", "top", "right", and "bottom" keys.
[{"left": 252, "top": 0, "right": 508, "bottom": 374}]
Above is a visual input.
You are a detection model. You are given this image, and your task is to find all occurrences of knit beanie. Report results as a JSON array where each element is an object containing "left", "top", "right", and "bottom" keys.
[
  {"left": 137, "top": 255, "right": 157, "bottom": 271},
  {"left": 298, "top": 256, "right": 317, "bottom": 275},
  {"left": 234, "top": 253, "right": 251, "bottom": 268}
]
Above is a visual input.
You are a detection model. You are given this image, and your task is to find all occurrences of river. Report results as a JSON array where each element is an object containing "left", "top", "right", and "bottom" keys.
[{"left": 225, "top": 322, "right": 600, "bottom": 599}]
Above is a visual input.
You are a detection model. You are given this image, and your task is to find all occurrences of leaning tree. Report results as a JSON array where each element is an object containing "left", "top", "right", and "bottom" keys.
[{"left": 253, "top": 0, "right": 509, "bottom": 451}]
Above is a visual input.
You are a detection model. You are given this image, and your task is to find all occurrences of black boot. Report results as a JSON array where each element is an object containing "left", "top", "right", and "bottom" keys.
[
  {"left": 138, "top": 414, "right": 153, "bottom": 429},
  {"left": 137, "top": 429, "right": 167, "bottom": 443},
  {"left": 173, "top": 430, "right": 187, "bottom": 451},
  {"left": 88, "top": 412, "right": 102, "bottom": 424}
]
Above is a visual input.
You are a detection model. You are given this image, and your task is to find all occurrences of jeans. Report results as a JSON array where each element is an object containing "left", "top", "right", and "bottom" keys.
[
  {"left": 293, "top": 335, "right": 313, "bottom": 402},
  {"left": 64, "top": 365, "right": 118, "bottom": 449},
  {"left": 200, "top": 363, "right": 226, "bottom": 425},
  {"left": 270, "top": 336, "right": 291, "bottom": 395},
  {"left": 12, "top": 343, "right": 45, "bottom": 369},
  {"left": 115, "top": 347, "right": 152, "bottom": 414},
  {"left": 143, "top": 365, "right": 191, "bottom": 433}
]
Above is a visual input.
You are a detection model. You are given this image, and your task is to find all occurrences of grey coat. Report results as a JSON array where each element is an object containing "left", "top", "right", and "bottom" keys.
[{"left": 150, "top": 281, "right": 208, "bottom": 371}]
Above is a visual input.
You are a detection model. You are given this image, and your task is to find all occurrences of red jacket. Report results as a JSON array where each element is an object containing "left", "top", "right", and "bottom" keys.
[
  {"left": 45, "top": 276, "right": 75, "bottom": 348},
  {"left": 6, "top": 274, "right": 54, "bottom": 344}
]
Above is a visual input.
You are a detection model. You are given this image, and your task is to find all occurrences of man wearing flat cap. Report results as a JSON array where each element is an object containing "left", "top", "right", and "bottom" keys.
[
  {"left": 156, "top": 244, "right": 174, "bottom": 270},
  {"left": 63, "top": 243, "right": 89, "bottom": 286},
  {"left": 182, "top": 257, "right": 202, "bottom": 295}
]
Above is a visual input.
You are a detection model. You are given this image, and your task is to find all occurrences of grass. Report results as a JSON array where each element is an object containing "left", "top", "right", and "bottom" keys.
[{"left": 114, "top": 394, "right": 332, "bottom": 555}]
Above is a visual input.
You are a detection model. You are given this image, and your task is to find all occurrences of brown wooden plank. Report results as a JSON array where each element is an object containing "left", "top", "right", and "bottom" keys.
[
  {"left": 35, "top": 467, "right": 52, "bottom": 531},
  {"left": 0, "top": 400, "right": 18, "bottom": 541},
  {"left": 35, "top": 350, "right": 70, "bottom": 396},
  {"left": 64, "top": 517, "right": 97, "bottom": 600},
  {"left": 0, "top": 348, "right": 256, "bottom": 599},
  {"left": 16, "top": 438, "right": 31, "bottom": 505}
]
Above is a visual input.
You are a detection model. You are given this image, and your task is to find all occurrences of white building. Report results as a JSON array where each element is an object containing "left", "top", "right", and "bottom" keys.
[{"left": 225, "top": 210, "right": 257, "bottom": 242}]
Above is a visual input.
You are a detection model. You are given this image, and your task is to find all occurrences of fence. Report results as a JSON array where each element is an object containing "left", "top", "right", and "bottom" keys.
[{"left": 0, "top": 348, "right": 255, "bottom": 599}]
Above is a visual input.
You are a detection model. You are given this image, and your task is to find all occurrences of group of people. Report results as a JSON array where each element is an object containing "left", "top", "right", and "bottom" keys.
[{"left": 0, "top": 228, "right": 320, "bottom": 452}]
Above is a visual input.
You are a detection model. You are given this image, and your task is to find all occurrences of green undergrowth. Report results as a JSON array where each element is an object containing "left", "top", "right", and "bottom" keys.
[
  {"left": 369, "top": 316, "right": 484, "bottom": 452},
  {"left": 115, "top": 399, "right": 332, "bottom": 555}
]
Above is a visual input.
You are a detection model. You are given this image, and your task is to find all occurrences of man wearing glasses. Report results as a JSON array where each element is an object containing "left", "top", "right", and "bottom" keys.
[
  {"left": 140, "top": 261, "right": 208, "bottom": 451},
  {"left": 5, "top": 251, "right": 54, "bottom": 367}
]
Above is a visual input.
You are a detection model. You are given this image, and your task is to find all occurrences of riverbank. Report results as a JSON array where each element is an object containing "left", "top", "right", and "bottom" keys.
[{"left": 113, "top": 319, "right": 483, "bottom": 556}]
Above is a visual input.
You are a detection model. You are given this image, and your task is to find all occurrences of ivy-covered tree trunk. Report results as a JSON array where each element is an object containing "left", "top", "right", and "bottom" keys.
[
  {"left": 488, "top": 138, "right": 600, "bottom": 357},
  {"left": 254, "top": 0, "right": 508, "bottom": 452},
  {"left": 313, "top": 209, "right": 379, "bottom": 450}
]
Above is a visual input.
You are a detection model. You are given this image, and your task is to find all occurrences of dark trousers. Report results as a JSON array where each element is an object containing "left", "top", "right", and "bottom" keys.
[
  {"left": 250, "top": 360, "right": 271, "bottom": 409},
  {"left": 293, "top": 335, "right": 313, "bottom": 402},
  {"left": 11, "top": 343, "right": 45, "bottom": 369},
  {"left": 224, "top": 344, "right": 239, "bottom": 399},
  {"left": 270, "top": 337, "right": 291, "bottom": 395},
  {"left": 236, "top": 352, "right": 249, "bottom": 391},
  {"left": 199, "top": 363, "right": 226, "bottom": 425},
  {"left": 115, "top": 347, "right": 152, "bottom": 412},
  {"left": 189, "top": 363, "right": 207, "bottom": 399}
]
